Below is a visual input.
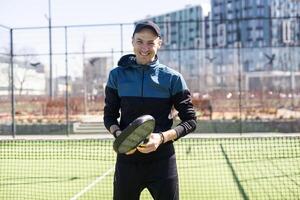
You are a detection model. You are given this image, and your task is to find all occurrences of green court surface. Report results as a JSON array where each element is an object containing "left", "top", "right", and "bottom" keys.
[{"left": 0, "top": 135, "right": 299, "bottom": 199}]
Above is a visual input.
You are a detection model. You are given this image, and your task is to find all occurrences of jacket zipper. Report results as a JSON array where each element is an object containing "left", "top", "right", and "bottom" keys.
[{"left": 141, "top": 67, "right": 145, "bottom": 97}]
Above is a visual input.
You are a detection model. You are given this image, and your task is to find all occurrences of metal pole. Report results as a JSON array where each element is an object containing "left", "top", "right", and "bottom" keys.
[
  {"left": 289, "top": 44, "right": 295, "bottom": 110},
  {"left": 120, "top": 24, "right": 124, "bottom": 56},
  {"left": 82, "top": 36, "right": 87, "bottom": 115},
  {"left": 178, "top": 21, "right": 181, "bottom": 73},
  {"left": 9, "top": 29, "right": 16, "bottom": 137},
  {"left": 48, "top": 0, "right": 53, "bottom": 99},
  {"left": 237, "top": 19, "right": 243, "bottom": 134},
  {"left": 64, "top": 26, "right": 69, "bottom": 136}
]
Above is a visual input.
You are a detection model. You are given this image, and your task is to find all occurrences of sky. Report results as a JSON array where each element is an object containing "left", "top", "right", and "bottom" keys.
[{"left": 0, "top": 0, "right": 211, "bottom": 28}]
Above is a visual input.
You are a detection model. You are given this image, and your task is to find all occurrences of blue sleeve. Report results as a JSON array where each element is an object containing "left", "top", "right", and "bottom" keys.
[
  {"left": 106, "top": 69, "right": 118, "bottom": 89},
  {"left": 171, "top": 74, "right": 188, "bottom": 96}
]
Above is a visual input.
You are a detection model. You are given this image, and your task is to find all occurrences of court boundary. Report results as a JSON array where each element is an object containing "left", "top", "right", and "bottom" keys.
[{"left": 69, "top": 167, "right": 114, "bottom": 200}]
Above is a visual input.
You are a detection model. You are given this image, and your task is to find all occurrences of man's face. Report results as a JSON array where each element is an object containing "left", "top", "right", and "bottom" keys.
[{"left": 132, "top": 28, "right": 162, "bottom": 65}]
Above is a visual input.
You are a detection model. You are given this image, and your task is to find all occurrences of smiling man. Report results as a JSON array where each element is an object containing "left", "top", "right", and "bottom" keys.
[
  {"left": 132, "top": 21, "right": 162, "bottom": 65},
  {"left": 104, "top": 20, "right": 197, "bottom": 200}
]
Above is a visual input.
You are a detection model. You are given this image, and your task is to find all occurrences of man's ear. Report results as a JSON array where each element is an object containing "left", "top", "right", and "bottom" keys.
[{"left": 158, "top": 38, "right": 162, "bottom": 48}]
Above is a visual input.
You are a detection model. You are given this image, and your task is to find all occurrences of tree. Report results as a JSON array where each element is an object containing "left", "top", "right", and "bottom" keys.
[{"left": 14, "top": 47, "right": 42, "bottom": 96}]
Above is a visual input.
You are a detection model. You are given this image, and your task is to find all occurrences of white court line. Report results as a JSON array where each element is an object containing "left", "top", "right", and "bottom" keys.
[{"left": 70, "top": 167, "right": 114, "bottom": 200}]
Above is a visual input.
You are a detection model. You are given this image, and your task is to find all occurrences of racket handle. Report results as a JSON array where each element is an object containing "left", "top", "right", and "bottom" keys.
[
  {"left": 138, "top": 138, "right": 149, "bottom": 147},
  {"left": 143, "top": 138, "right": 149, "bottom": 144}
]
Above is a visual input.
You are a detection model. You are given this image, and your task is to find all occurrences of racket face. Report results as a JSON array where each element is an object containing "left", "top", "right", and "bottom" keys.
[{"left": 113, "top": 115, "right": 155, "bottom": 153}]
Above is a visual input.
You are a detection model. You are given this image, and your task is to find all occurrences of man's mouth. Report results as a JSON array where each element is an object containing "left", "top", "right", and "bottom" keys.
[{"left": 140, "top": 52, "right": 149, "bottom": 56}]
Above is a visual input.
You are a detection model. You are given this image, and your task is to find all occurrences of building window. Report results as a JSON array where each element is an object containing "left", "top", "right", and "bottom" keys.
[{"left": 256, "top": 0, "right": 262, "bottom": 5}]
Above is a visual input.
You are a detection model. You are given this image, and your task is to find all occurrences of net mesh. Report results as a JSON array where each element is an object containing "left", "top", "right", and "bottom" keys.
[{"left": 0, "top": 134, "right": 299, "bottom": 200}]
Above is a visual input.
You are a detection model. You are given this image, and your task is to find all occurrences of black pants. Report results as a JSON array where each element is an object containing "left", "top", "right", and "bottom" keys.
[{"left": 113, "top": 155, "right": 179, "bottom": 200}]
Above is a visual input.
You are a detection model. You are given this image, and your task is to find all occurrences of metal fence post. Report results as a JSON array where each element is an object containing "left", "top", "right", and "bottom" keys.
[
  {"left": 9, "top": 29, "right": 16, "bottom": 137},
  {"left": 64, "top": 26, "right": 70, "bottom": 136}
]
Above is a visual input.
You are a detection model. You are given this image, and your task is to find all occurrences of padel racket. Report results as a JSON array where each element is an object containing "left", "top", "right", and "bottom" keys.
[{"left": 113, "top": 115, "right": 155, "bottom": 153}]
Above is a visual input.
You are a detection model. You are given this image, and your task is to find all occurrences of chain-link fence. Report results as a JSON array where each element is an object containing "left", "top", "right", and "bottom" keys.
[{"left": 0, "top": 18, "right": 299, "bottom": 136}]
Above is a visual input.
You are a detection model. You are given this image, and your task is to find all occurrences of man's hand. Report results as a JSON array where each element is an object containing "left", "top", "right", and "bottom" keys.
[
  {"left": 110, "top": 125, "right": 121, "bottom": 138},
  {"left": 137, "top": 133, "right": 163, "bottom": 154},
  {"left": 114, "top": 130, "right": 122, "bottom": 137},
  {"left": 125, "top": 148, "right": 137, "bottom": 155}
]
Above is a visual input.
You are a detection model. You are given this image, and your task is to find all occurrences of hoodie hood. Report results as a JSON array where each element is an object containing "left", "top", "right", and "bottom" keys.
[{"left": 117, "top": 54, "right": 159, "bottom": 68}]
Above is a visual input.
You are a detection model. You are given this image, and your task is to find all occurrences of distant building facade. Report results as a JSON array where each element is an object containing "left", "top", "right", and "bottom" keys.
[
  {"left": 83, "top": 56, "right": 112, "bottom": 97},
  {"left": 208, "top": 0, "right": 300, "bottom": 93},
  {"left": 210, "top": 0, "right": 271, "bottom": 48}
]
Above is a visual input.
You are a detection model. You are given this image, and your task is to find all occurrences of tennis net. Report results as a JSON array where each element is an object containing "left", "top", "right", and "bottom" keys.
[{"left": 0, "top": 133, "right": 299, "bottom": 199}]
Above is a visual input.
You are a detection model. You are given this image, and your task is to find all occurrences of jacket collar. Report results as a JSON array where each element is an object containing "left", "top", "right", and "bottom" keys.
[{"left": 117, "top": 54, "right": 159, "bottom": 68}]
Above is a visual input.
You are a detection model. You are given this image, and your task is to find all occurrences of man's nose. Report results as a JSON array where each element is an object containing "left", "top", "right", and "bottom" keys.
[{"left": 141, "top": 44, "right": 149, "bottom": 51}]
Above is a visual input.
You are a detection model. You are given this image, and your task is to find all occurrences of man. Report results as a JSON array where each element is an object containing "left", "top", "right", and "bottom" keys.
[{"left": 104, "top": 20, "right": 196, "bottom": 200}]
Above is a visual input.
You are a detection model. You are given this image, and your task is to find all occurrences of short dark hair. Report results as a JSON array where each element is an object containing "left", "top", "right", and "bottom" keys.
[{"left": 133, "top": 20, "right": 161, "bottom": 37}]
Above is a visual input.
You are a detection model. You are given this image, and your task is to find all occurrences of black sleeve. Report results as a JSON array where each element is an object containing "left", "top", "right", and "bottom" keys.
[
  {"left": 103, "top": 86, "right": 120, "bottom": 131},
  {"left": 171, "top": 90, "right": 197, "bottom": 139}
]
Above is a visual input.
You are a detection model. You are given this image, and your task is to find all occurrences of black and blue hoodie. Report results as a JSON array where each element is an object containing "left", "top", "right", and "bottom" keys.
[{"left": 104, "top": 54, "right": 196, "bottom": 162}]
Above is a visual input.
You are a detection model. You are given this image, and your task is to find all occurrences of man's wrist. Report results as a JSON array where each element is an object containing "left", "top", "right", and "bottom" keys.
[
  {"left": 159, "top": 132, "right": 165, "bottom": 144},
  {"left": 161, "top": 129, "right": 177, "bottom": 142},
  {"left": 112, "top": 129, "right": 121, "bottom": 138},
  {"left": 110, "top": 124, "right": 120, "bottom": 138}
]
